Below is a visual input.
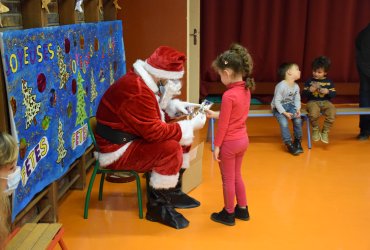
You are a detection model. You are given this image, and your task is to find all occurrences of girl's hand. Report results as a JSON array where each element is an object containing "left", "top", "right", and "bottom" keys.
[
  {"left": 213, "top": 146, "right": 220, "bottom": 162},
  {"left": 205, "top": 109, "right": 219, "bottom": 119},
  {"left": 295, "top": 110, "right": 301, "bottom": 117}
]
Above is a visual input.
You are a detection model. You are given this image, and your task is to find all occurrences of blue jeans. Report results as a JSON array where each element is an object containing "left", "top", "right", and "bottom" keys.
[{"left": 273, "top": 103, "right": 302, "bottom": 143}]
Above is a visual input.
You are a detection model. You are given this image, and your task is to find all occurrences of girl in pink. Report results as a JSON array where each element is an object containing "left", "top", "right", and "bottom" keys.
[{"left": 206, "top": 43, "right": 254, "bottom": 226}]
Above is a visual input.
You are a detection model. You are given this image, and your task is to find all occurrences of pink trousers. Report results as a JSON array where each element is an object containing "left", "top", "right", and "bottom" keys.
[{"left": 219, "top": 137, "right": 249, "bottom": 213}]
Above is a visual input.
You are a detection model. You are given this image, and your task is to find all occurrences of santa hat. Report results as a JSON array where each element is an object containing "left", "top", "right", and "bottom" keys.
[{"left": 144, "top": 46, "right": 186, "bottom": 80}]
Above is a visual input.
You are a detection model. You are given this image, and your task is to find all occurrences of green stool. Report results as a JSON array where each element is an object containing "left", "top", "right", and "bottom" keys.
[{"left": 83, "top": 116, "right": 144, "bottom": 219}]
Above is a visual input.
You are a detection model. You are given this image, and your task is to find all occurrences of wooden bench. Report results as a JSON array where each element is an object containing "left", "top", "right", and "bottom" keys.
[
  {"left": 207, "top": 107, "right": 370, "bottom": 150},
  {"left": 6, "top": 223, "right": 67, "bottom": 250},
  {"left": 305, "top": 107, "right": 370, "bottom": 148}
]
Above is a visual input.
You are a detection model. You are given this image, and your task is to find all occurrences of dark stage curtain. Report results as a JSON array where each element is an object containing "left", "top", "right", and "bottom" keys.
[{"left": 200, "top": 0, "right": 370, "bottom": 99}]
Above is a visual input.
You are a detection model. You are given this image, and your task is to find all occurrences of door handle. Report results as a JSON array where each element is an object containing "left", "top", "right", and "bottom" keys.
[{"left": 190, "top": 28, "right": 199, "bottom": 45}]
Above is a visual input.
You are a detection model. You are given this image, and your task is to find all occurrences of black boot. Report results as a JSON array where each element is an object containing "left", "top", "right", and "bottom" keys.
[
  {"left": 293, "top": 138, "right": 303, "bottom": 154},
  {"left": 285, "top": 142, "right": 299, "bottom": 156},
  {"left": 357, "top": 130, "right": 369, "bottom": 140},
  {"left": 168, "top": 169, "right": 200, "bottom": 209},
  {"left": 235, "top": 205, "right": 250, "bottom": 221},
  {"left": 145, "top": 185, "right": 189, "bottom": 229},
  {"left": 211, "top": 208, "right": 235, "bottom": 226}
]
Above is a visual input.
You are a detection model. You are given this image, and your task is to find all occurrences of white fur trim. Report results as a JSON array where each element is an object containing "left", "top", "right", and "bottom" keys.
[
  {"left": 181, "top": 152, "right": 190, "bottom": 169},
  {"left": 165, "top": 99, "right": 181, "bottom": 118},
  {"left": 144, "top": 60, "right": 184, "bottom": 80},
  {"left": 133, "top": 60, "right": 159, "bottom": 93},
  {"left": 154, "top": 94, "right": 166, "bottom": 121},
  {"left": 150, "top": 171, "right": 179, "bottom": 189},
  {"left": 134, "top": 60, "right": 166, "bottom": 121},
  {"left": 159, "top": 108, "right": 165, "bottom": 121},
  {"left": 94, "top": 141, "right": 133, "bottom": 167},
  {"left": 178, "top": 120, "right": 194, "bottom": 146}
]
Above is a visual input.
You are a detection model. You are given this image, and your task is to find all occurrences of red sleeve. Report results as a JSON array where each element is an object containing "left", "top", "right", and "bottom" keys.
[
  {"left": 214, "top": 94, "right": 233, "bottom": 147},
  {"left": 119, "top": 89, "right": 182, "bottom": 143}
]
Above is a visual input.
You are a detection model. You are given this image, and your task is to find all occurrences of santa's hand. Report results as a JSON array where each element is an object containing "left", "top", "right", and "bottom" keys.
[
  {"left": 190, "top": 113, "right": 206, "bottom": 130},
  {"left": 174, "top": 100, "right": 200, "bottom": 115}
]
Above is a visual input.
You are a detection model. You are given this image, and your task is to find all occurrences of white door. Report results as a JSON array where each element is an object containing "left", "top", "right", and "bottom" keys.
[{"left": 186, "top": 0, "right": 200, "bottom": 103}]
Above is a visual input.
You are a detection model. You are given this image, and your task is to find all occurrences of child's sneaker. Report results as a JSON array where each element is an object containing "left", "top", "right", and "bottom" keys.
[
  {"left": 285, "top": 142, "right": 299, "bottom": 156},
  {"left": 235, "top": 205, "right": 250, "bottom": 221},
  {"left": 211, "top": 208, "right": 235, "bottom": 226},
  {"left": 320, "top": 130, "right": 329, "bottom": 144},
  {"left": 312, "top": 127, "right": 320, "bottom": 141},
  {"left": 293, "top": 138, "right": 303, "bottom": 154}
]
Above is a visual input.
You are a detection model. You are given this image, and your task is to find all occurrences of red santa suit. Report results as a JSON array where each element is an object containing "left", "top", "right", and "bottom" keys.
[
  {"left": 95, "top": 60, "right": 194, "bottom": 189},
  {"left": 95, "top": 46, "right": 206, "bottom": 229}
]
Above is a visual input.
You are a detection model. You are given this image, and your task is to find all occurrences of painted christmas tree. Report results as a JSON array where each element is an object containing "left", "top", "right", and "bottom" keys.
[
  {"left": 90, "top": 70, "right": 97, "bottom": 103},
  {"left": 75, "top": 70, "right": 88, "bottom": 127},
  {"left": 56, "top": 119, "right": 67, "bottom": 164},
  {"left": 110, "top": 63, "right": 114, "bottom": 85},
  {"left": 21, "top": 79, "right": 41, "bottom": 129},
  {"left": 57, "top": 45, "right": 70, "bottom": 89}
]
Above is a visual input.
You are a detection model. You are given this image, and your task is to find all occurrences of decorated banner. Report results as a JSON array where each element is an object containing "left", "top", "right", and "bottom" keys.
[{"left": 0, "top": 21, "right": 126, "bottom": 220}]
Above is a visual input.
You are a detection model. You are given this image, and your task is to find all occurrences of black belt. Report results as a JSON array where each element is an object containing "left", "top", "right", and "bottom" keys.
[{"left": 96, "top": 122, "right": 138, "bottom": 144}]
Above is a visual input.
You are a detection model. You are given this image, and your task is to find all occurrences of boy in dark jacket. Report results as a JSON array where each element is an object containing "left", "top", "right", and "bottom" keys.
[{"left": 302, "top": 56, "right": 336, "bottom": 144}]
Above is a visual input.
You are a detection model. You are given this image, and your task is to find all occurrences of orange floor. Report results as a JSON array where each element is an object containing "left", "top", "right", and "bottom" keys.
[{"left": 58, "top": 114, "right": 370, "bottom": 250}]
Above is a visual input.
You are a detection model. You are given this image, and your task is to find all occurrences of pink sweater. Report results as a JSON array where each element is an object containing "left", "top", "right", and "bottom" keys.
[{"left": 214, "top": 81, "right": 251, "bottom": 147}]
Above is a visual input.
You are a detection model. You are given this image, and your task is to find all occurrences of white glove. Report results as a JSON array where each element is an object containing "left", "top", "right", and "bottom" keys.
[
  {"left": 173, "top": 100, "right": 200, "bottom": 115},
  {"left": 190, "top": 112, "right": 206, "bottom": 130}
]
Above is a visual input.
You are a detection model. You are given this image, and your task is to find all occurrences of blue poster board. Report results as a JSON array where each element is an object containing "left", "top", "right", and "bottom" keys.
[{"left": 0, "top": 21, "right": 126, "bottom": 220}]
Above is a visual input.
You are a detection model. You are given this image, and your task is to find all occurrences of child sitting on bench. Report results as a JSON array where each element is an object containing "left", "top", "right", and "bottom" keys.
[
  {"left": 302, "top": 56, "right": 336, "bottom": 144},
  {"left": 271, "top": 63, "right": 303, "bottom": 156}
]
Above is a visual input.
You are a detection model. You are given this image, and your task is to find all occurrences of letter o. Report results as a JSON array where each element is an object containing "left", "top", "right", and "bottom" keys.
[{"left": 9, "top": 54, "right": 18, "bottom": 73}]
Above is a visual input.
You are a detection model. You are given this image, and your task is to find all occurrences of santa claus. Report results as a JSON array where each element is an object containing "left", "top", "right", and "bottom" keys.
[{"left": 95, "top": 46, "right": 206, "bottom": 229}]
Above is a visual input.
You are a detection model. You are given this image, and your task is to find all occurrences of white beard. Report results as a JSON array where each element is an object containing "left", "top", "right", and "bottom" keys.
[{"left": 159, "top": 79, "right": 182, "bottom": 110}]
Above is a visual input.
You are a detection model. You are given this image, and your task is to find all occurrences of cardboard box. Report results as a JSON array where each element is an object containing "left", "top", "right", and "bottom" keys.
[{"left": 182, "top": 142, "right": 204, "bottom": 193}]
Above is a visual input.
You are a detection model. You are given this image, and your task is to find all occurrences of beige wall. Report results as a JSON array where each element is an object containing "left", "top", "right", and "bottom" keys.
[{"left": 118, "top": 0, "right": 187, "bottom": 100}]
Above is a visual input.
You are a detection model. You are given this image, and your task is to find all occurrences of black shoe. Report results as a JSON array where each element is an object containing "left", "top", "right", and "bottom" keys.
[
  {"left": 293, "top": 138, "right": 303, "bottom": 154},
  {"left": 168, "top": 190, "right": 200, "bottom": 209},
  {"left": 144, "top": 171, "right": 200, "bottom": 209},
  {"left": 285, "top": 142, "right": 299, "bottom": 156},
  {"left": 146, "top": 186, "right": 189, "bottom": 229},
  {"left": 145, "top": 202, "right": 189, "bottom": 229},
  {"left": 168, "top": 169, "right": 200, "bottom": 209},
  {"left": 235, "top": 205, "right": 250, "bottom": 221},
  {"left": 357, "top": 132, "right": 369, "bottom": 141},
  {"left": 211, "top": 208, "right": 235, "bottom": 226}
]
